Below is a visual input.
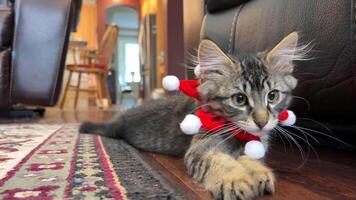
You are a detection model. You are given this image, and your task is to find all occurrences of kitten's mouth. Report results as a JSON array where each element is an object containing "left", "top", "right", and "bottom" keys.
[
  {"left": 235, "top": 120, "right": 278, "bottom": 137},
  {"left": 242, "top": 128, "right": 269, "bottom": 137}
]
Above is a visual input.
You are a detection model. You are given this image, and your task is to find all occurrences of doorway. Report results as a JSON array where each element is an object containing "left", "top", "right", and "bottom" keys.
[{"left": 106, "top": 5, "right": 139, "bottom": 107}]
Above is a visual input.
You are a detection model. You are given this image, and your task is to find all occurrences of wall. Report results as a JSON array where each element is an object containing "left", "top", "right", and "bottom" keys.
[
  {"left": 141, "top": 0, "right": 185, "bottom": 80},
  {"left": 72, "top": 3, "right": 98, "bottom": 49},
  {"left": 183, "top": 0, "right": 204, "bottom": 79},
  {"left": 165, "top": 0, "right": 184, "bottom": 79},
  {"left": 140, "top": 0, "right": 167, "bottom": 88},
  {"left": 140, "top": 0, "right": 157, "bottom": 16},
  {"left": 155, "top": 0, "right": 166, "bottom": 87},
  {"left": 97, "top": 0, "right": 140, "bottom": 42}
]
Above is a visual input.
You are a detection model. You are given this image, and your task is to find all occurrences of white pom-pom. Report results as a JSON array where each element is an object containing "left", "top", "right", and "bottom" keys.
[
  {"left": 280, "top": 110, "right": 296, "bottom": 126},
  {"left": 162, "top": 75, "right": 180, "bottom": 91},
  {"left": 244, "top": 140, "right": 266, "bottom": 159},
  {"left": 194, "top": 65, "right": 201, "bottom": 77},
  {"left": 180, "top": 114, "right": 202, "bottom": 135}
]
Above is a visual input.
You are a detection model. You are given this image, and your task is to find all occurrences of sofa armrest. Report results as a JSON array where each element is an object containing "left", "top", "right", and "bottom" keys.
[
  {"left": 10, "top": 0, "right": 76, "bottom": 106},
  {"left": 0, "top": 3, "right": 12, "bottom": 108}
]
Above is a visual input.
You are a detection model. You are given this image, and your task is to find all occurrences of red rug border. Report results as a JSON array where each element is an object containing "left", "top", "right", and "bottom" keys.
[{"left": 94, "top": 135, "right": 126, "bottom": 200}]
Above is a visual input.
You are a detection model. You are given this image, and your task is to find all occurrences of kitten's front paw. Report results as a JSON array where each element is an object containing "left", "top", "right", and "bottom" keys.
[
  {"left": 239, "top": 156, "right": 275, "bottom": 197},
  {"left": 251, "top": 167, "right": 275, "bottom": 197},
  {"left": 207, "top": 171, "right": 257, "bottom": 200}
]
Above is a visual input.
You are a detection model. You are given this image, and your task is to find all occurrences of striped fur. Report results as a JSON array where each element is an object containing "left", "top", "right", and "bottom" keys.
[{"left": 80, "top": 32, "right": 306, "bottom": 200}]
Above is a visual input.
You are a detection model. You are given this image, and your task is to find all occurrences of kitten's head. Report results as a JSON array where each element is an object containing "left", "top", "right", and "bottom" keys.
[{"left": 197, "top": 32, "right": 307, "bottom": 137}]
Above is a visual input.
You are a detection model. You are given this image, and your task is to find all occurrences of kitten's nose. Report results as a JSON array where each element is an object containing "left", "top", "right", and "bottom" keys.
[{"left": 252, "top": 109, "right": 269, "bottom": 129}]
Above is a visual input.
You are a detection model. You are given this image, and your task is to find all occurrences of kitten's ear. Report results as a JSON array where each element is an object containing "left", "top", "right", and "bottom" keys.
[
  {"left": 265, "top": 32, "right": 305, "bottom": 74},
  {"left": 198, "top": 40, "right": 233, "bottom": 78}
]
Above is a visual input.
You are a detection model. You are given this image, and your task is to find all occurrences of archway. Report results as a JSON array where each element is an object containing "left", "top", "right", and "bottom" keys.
[{"left": 106, "top": 5, "right": 139, "bottom": 106}]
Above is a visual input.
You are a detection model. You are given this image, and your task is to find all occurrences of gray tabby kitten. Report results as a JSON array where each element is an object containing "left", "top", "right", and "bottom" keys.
[{"left": 80, "top": 32, "right": 306, "bottom": 200}]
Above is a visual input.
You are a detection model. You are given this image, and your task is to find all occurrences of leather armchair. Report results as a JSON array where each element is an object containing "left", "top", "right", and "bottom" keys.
[
  {"left": 185, "top": 0, "right": 356, "bottom": 142},
  {"left": 0, "top": 0, "right": 81, "bottom": 109}
]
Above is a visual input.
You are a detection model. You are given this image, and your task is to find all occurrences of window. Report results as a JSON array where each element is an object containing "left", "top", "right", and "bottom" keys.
[{"left": 124, "top": 43, "right": 140, "bottom": 82}]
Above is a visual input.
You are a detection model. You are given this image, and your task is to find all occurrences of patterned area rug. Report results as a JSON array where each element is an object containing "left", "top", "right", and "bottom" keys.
[{"left": 0, "top": 124, "right": 186, "bottom": 200}]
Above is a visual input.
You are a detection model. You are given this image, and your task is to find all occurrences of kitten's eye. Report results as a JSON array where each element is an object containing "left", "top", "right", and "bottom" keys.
[
  {"left": 267, "top": 90, "right": 280, "bottom": 103},
  {"left": 234, "top": 93, "right": 247, "bottom": 106}
]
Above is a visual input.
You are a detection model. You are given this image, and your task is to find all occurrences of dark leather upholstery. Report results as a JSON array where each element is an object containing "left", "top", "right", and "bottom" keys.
[
  {"left": 0, "top": 6, "right": 12, "bottom": 48},
  {"left": 11, "top": 0, "right": 74, "bottom": 105},
  {"left": 0, "top": 0, "right": 81, "bottom": 108},
  {"left": 205, "top": 0, "right": 248, "bottom": 13},
  {"left": 0, "top": 4, "right": 12, "bottom": 108},
  {"left": 71, "top": 0, "right": 82, "bottom": 31},
  {"left": 0, "top": 49, "right": 10, "bottom": 107},
  {"left": 198, "top": 0, "right": 356, "bottom": 136}
]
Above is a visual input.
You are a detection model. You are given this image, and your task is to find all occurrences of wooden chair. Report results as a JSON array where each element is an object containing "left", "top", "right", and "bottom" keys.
[{"left": 60, "top": 25, "right": 119, "bottom": 109}]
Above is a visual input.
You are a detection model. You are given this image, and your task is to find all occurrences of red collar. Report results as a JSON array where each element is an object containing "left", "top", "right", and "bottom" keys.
[
  {"left": 196, "top": 108, "right": 261, "bottom": 142},
  {"left": 179, "top": 80, "right": 260, "bottom": 142}
]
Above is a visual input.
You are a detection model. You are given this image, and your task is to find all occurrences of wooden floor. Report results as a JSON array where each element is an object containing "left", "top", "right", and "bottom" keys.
[{"left": 3, "top": 107, "right": 356, "bottom": 200}]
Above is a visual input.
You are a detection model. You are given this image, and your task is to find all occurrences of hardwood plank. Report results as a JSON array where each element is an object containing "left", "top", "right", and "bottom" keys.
[
  {"left": 266, "top": 145, "right": 356, "bottom": 200},
  {"left": 141, "top": 149, "right": 356, "bottom": 200},
  {"left": 264, "top": 179, "right": 331, "bottom": 200},
  {"left": 150, "top": 154, "right": 213, "bottom": 200},
  {"left": 139, "top": 152, "right": 210, "bottom": 200}
]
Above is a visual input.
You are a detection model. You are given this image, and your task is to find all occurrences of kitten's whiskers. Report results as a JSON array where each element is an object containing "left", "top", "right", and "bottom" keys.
[
  {"left": 294, "top": 125, "right": 351, "bottom": 147},
  {"left": 275, "top": 126, "right": 305, "bottom": 160},
  {"left": 277, "top": 126, "right": 319, "bottom": 168}
]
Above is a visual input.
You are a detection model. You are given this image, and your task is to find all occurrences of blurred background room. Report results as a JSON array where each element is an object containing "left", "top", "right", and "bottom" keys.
[{"left": 0, "top": 0, "right": 355, "bottom": 199}]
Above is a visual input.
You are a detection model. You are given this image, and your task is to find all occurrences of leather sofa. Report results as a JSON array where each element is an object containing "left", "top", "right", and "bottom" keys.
[
  {"left": 0, "top": 0, "right": 81, "bottom": 110},
  {"left": 185, "top": 0, "right": 356, "bottom": 143}
]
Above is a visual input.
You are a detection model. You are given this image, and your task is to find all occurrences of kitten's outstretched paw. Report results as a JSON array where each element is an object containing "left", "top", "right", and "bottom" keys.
[
  {"left": 208, "top": 171, "right": 257, "bottom": 200},
  {"left": 251, "top": 168, "right": 275, "bottom": 197},
  {"left": 238, "top": 156, "right": 275, "bottom": 197}
]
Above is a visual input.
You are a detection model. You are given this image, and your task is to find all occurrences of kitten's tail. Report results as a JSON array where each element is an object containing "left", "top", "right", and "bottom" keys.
[
  {"left": 79, "top": 122, "right": 106, "bottom": 134},
  {"left": 79, "top": 121, "right": 123, "bottom": 138}
]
